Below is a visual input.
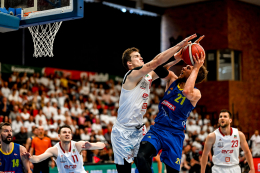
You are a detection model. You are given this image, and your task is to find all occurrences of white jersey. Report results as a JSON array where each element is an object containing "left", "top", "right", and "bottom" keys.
[
  {"left": 54, "top": 141, "right": 85, "bottom": 173},
  {"left": 212, "top": 127, "right": 240, "bottom": 166},
  {"left": 117, "top": 71, "right": 152, "bottom": 127}
]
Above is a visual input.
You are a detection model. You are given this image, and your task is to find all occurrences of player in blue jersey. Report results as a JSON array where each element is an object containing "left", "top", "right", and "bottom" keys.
[
  {"left": 135, "top": 39, "right": 208, "bottom": 173},
  {"left": 0, "top": 122, "right": 31, "bottom": 173}
]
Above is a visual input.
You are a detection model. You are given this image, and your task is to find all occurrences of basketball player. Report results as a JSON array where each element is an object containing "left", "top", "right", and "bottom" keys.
[
  {"left": 0, "top": 122, "right": 31, "bottom": 173},
  {"left": 135, "top": 45, "right": 208, "bottom": 173},
  {"left": 111, "top": 34, "right": 204, "bottom": 173},
  {"left": 22, "top": 125, "right": 105, "bottom": 173},
  {"left": 201, "top": 109, "right": 255, "bottom": 173}
]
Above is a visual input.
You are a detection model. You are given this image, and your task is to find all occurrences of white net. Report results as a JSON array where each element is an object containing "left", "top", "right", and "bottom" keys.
[{"left": 28, "top": 22, "right": 62, "bottom": 58}]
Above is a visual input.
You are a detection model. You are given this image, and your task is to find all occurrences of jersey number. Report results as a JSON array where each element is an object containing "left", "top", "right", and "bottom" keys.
[
  {"left": 231, "top": 140, "right": 238, "bottom": 147},
  {"left": 71, "top": 155, "right": 78, "bottom": 163},
  {"left": 12, "top": 159, "right": 19, "bottom": 167},
  {"left": 174, "top": 94, "right": 186, "bottom": 105}
]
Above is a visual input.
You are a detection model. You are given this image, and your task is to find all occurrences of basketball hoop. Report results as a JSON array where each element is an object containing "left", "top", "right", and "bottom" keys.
[{"left": 28, "top": 21, "right": 62, "bottom": 57}]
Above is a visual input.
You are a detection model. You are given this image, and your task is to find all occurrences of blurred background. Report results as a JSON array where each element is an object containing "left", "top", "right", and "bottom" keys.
[{"left": 0, "top": 0, "right": 260, "bottom": 172}]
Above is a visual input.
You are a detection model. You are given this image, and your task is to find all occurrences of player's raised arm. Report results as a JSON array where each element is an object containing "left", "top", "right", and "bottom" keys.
[
  {"left": 75, "top": 141, "right": 105, "bottom": 152},
  {"left": 128, "top": 34, "right": 197, "bottom": 82},
  {"left": 22, "top": 147, "right": 56, "bottom": 163},
  {"left": 20, "top": 145, "right": 32, "bottom": 173},
  {"left": 201, "top": 133, "right": 215, "bottom": 173},
  {"left": 182, "top": 52, "right": 205, "bottom": 103},
  {"left": 239, "top": 131, "right": 255, "bottom": 173}
]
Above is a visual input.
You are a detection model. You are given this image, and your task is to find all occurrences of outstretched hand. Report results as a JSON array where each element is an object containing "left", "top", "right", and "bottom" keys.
[
  {"left": 22, "top": 152, "right": 31, "bottom": 160},
  {"left": 82, "top": 141, "right": 92, "bottom": 150},
  {"left": 194, "top": 35, "right": 205, "bottom": 45},
  {"left": 175, "top": 35, "right": 205, "bottom": 61},
  {"left": 177, "top": 34, "right": 197, "bottom": 48}
]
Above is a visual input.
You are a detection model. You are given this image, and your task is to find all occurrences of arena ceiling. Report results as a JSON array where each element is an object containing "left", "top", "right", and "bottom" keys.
[{"left": 103, "top": 0, "right": 260, "bottom": 8}]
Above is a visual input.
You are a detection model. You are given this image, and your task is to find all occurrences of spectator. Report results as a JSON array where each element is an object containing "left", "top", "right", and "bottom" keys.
[
  {"left": 64, "top": 111, "right": 72, "bottom": 125},
  {"left": 68, "top": 119, "right": 77, "bottom": 133},
  {"left": 21, "top": 107, "right": 30, "bottom": 122},
  {"left": 181, "top": 146, "right": 191, "bottom": 173},
  {"left": 0, "top": 97, "right": 10, "bottom": 121},
  {"left": 60, "top": 102, "right": 70, "bottom": 115},
  {"left": 95, "top": 130, "right": 106, "bottom": 143},
  {"left": 19, "top": 83, "right": 28, "bottom": 95},
  {"left": 50, "top": 102, "right": 58, "bottom": 117},
  {"left": 40, "top": 73, "right": 49, "bottom": 87},
  {"left": 90, "top": 103, "right": 99, "bottom": 116},
  {"left": 71, "top": 103, "right": 82, "bottom": 119},
  {"left": 197, "top": 130, "right": 207, "bottom": 142},
  {"left": 8, "top": 90, "right": 20, "bottom": 103},
  {"left": 203, "top": 114, "right": 211, "bottom": 125},
  {"left": 9, "top": 105, "right": 21, "bottom": 121},
  {"left": 190, "top": 108, "right": 199, "bottom": 120},
  {"left": 72, "top": 128, "right": 81, "bottom": 141},
  {"left": 192, "top": 137, "right": 203, "bottom": 151},
  {"left": 196, "top": 114, "right": 203, "bottom": 126},
  {"left": 42, "top": 102, "right": 52, "bottom": 120},
  {"left": 11, "top": 115, "right": 23, "bottom": 135},
  {"left": 47, "top": 125, "right": 59, "bottom": 143},
  {"left": 30, "top": 126, "right": 52, "bottom": 173},
  {"left": 188, "top": 146, "right": 201, "bottom": 173},
  {"left": 100, "top": 148, "right": 114, "bottom": 163},
  {"left": 53, "top": 119, "right": 65, "bottom": 129},
  {"left": 57, "top": 92, "right": 66, "bottom": 108},
  {"left": 85, "top": 97, "right": 94, "bottom": 110},
  {"left": 60, "top": 74, "right": 68, "bottom": 88},
  {"left": 249, "top": 130, "right": 260, "bottom": 157},
  {"left": 92, "top": 118, "right": 102, "bottom": 133},
  {"left": 101, "top": 89, "right": 111, "bottom": 106},
  {"left": 81, "top": 127, "right": 90, "bottom": 141},
  {"left": 35, "top": 109, "right": 47, "bottom": 126},
  {"left": 14, "top": 126, "right": 28, "bottom": 146},
  {"left": 104, "top": 125, "right": 112, "bottom": 145},
  {"left": 1, "top": 82, "right": 11, "bottom": 98},
  {"left": 53, "top": 108, "right": 66, "bottom": 123},
  {"left": 30, "top": 103, "right": 39, "bottom": 117},
  {"left": 24, "top": 116, "right": 36, "bottom": 133},
  {"left": 21, "top": 72, "right": 29, "bottom": 84},
  {"left": 202, "top": 122, "right": 214, "bottom": 133}
]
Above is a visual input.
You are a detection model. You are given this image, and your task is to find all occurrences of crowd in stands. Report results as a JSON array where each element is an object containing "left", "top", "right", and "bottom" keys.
[{"left": 0, "top": 72, "right": 254, "bottom": 172}]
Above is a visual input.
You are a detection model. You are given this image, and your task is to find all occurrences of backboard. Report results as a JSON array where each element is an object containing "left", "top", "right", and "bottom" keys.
[{"left": 0, "top": 0, "right": 83, "bottom": 28}]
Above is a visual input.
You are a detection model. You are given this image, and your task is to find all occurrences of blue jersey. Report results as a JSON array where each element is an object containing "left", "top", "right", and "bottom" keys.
[
  {"left": 0, "top": 142, "right": 24, "bottom": 173},
  {"left": 154, "top": 80, "right": 195, "bottom": 131}
]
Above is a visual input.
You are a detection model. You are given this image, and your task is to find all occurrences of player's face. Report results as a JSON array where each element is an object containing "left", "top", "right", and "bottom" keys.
[
  {"left": 128, "top": 52, "right": 144, "bottom": 68},
  {"left": 179, "top": 65, "right": 193, "bottom": 79},
  {"left": 1, "top": 126, "right": 13, "bottom": 144},
  {"left": 218, "top": 112, "right": 231, "bottom": 128},
  {"left": 59, "top": 128, "right": 72, "bottom": 143}
]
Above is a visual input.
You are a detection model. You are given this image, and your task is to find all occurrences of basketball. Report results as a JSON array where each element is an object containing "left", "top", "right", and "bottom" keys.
[{"left": 182, "top": 43, "right": 205, "bottom": 66}]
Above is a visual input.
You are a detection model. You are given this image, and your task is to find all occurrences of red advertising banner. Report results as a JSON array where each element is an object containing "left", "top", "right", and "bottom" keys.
[
  {"left": 44, "top": 67, "right": 96, "bottom": 80},
  {"left": 254, "top": 157, "right": 260, "bottom": 172}
]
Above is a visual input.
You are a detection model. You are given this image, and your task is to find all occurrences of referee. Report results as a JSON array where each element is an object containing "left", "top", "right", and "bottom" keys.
[{"left": 30, "top": 126, "right": 52, "bottom": 173}]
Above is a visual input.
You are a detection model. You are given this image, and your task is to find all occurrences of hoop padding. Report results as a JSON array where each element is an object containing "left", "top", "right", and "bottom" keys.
[{"left": 28, "top": 22, "right": 62, "bottom": 57}]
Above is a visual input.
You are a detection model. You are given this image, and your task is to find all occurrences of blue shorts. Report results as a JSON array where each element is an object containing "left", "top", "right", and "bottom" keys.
[{"left": 141, "top": 124, "right": 184, "bottom": 171}]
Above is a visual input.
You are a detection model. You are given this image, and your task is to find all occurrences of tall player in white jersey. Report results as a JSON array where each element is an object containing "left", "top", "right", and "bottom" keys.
[
  {"left": 111, "top": 34, "right": 204, "bottom": 173},
  {"left": 22, "top": 125, "right": 105, "bottom": 173},
  {"left": 201, "top": 109, "right": 255, "bottom": 173}
]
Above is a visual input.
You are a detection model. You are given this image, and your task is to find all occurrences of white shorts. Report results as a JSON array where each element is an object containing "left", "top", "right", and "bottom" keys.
[
  {"left": 212, "top": 165, "right": 241, "bottom": 173},
  {"left": 111, "top": 121, "right": 146, "bottom": 165}
]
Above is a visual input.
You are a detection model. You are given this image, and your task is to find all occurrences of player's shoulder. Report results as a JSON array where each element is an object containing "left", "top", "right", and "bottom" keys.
[
  {"left": 238, "top": 130, "right": 245, "bottom": 137},
  {"left": 19, "top": 144, "right": 27, "bottom": 153},
  {"left": 206, "top": 132, "right": 216, "bottom": 142}
]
